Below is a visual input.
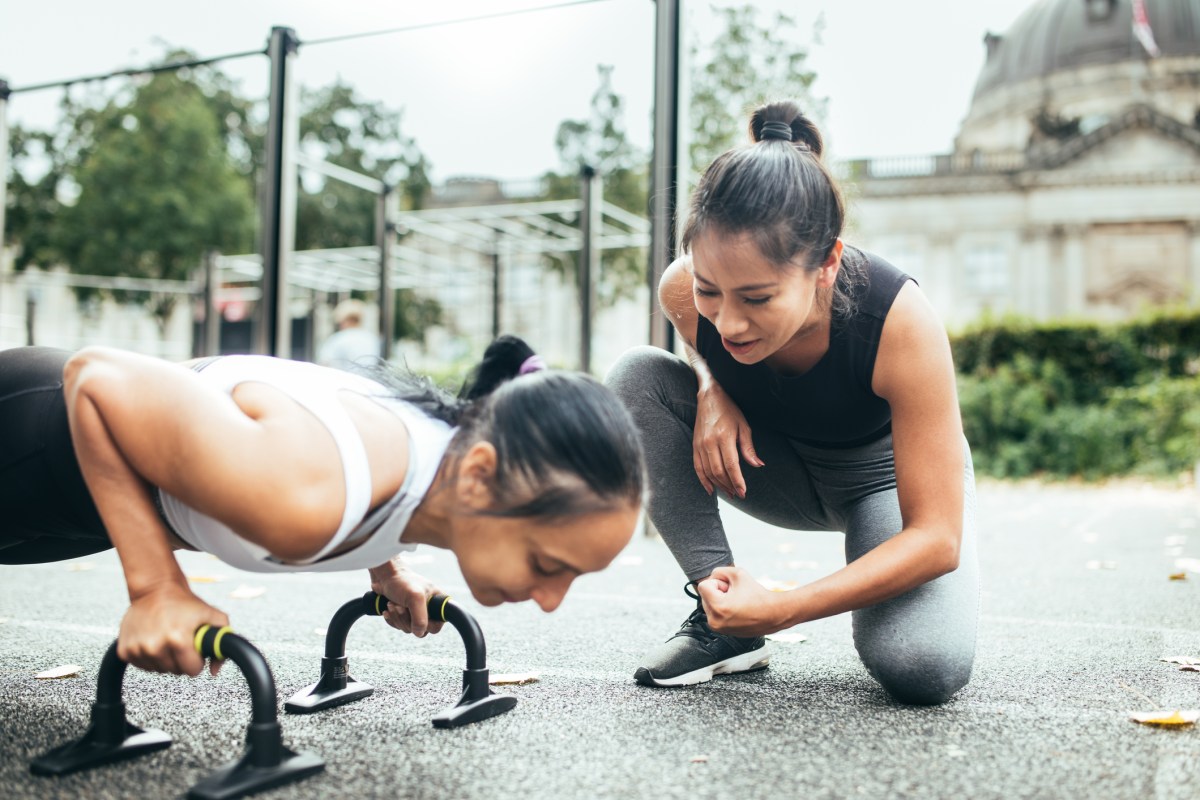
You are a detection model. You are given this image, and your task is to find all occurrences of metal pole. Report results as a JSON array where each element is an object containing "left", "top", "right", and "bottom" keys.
[
  {"left": 377, "top": 184, "right": 394, "bottom": 360},
  {"left": 256, "top": 27, "right": 299, "bottom": 357},
  {"left": 649, "top": 0, "right": 681, "bottom": 352},
  {"left": 0, "top": 79, "right": 11, "bottom": 307},
  {"left": 578, "top": 165, "right": 600, "bottom": 374},
  {"left": 24, "top": 290, "right": 35, "bottom": 346},
  {"left": 491, "top": 234, "right": 501, "bottom": 341},
  {"left": 203, "top": 250, "right": 220, "bottom": 356}
]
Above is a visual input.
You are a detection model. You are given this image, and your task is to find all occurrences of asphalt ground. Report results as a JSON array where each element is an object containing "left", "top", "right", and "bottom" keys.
[{"left": 3, "top": 480, "right": 1200, "bottom": 800}]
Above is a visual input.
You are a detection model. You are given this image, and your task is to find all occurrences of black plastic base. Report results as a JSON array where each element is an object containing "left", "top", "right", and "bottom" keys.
[
  {"left": 432, "top": 693, "right": 518, "bottom": 729},
  {"left": 187, "top": 747, "right": 324, "bottom": 800},
  {"left": 30, "top": 722, "right": 172, "bottom": 776},
  {"left": 284, "top": 678, "right": 374, "bottom": 714}
]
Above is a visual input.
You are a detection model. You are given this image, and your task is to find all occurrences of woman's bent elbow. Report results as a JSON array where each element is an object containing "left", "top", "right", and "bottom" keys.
[
  {"left": 63, "top": 347, "right": 122, "bottom": 399},
  {"left": 935, "top": 528, "right": 962, "bottom": 576}
]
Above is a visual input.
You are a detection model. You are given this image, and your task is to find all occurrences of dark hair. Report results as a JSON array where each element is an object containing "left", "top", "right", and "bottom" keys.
[
  {"left": 681, "top": 100, "right": 864, "bottom": 317},
  {"left": 365, "top": 335, "right": 645, "bottom": 521}
]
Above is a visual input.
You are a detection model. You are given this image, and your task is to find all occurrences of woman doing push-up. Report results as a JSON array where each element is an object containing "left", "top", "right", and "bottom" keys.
[{"left": 0, "top": 335, "right": 645, "bottom": 677}]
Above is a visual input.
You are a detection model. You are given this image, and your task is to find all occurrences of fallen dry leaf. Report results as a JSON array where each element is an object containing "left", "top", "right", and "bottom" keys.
[
  {"left": 488, "top": 672, "right": 539, "bottom": 686},
  {"left": 35, "top": 664, "right": 82, "bottom": 680},
  {"left": 66, "top": 563, "right": 95, "bottom": 572},
  {"left": 1169, "top": 572, "right": 1188, "bottom": 581},
  {"left": 229, "top": 585, "right": 266, "bottom": 599},
  {"left": 1129, "top": 710, "right": 1200, "bottom": 726},
  {"left": 1160, "top": 656, "right": 1200, "bottom": 666},
  {"left": 766, "top": 632, "right": 808, "bottom": 643},
  {"left": 1180, "top": 665, "right": 1200, "bottom": 673},
  {"left": 690, "top": 755, "right": 709, "bottom": 763}
]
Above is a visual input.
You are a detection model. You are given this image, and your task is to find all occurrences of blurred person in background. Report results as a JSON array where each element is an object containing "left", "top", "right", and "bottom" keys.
[{"left": 319, "top": 299, "right": 383, "bottom": 369}]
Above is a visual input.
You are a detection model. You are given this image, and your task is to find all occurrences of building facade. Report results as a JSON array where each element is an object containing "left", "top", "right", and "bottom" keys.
[{"left": 842, "top": 0, "right": 1200, "bottom": 327}]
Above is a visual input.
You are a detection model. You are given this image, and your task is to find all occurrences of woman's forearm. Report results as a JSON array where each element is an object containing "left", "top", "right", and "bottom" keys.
[
  {"left": 65, "top": 357, "right": 188, "bottom": 600},
  {"left": 780, "top": 525, "right": 960, "bottom": 627},
  {"left": 683, "top": 342, "right": 718, "bottom": 391}
]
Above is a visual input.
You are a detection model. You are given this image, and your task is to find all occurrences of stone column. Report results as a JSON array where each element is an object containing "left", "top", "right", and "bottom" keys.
[
  {"left": 1062, "top": 224, "right": 1088, "bottom": 317},
  {"left": 1189, "top": 221, "right": 1200, "bottom": 305},
  {"left": 927, "top": 233, "right": 959, "bottom": 325},
  {"left": 1019, "top": 226, "right": 1045, "bottom": 320}
]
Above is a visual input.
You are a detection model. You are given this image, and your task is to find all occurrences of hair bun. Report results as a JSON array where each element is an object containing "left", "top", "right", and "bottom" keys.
[
  {"left": 749, "top": 101, "right": 824, "bottom": 157},
  {"left": 459, "top": 335, "right": 538, "bottom": 401},
  {"left": 759, "top": 121, "right": 794, "bottom": 142}
]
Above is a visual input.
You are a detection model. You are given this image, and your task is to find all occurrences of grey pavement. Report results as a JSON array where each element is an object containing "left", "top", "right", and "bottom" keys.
[{"left": 2, "top": 481, "right": 1200, "bottom": 799}]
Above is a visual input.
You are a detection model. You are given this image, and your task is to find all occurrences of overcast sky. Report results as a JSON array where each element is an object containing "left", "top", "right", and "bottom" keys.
[{"left": 1, "top": 0, "right": 1037, "bottom": 183}]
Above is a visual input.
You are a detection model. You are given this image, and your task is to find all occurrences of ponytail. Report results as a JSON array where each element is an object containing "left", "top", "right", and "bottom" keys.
[
  {"left": 458, "top": 334, "right": 542, "bottom": 401},
  {"left": 365, "top": 335, "right": 645, "bottom": 521}
]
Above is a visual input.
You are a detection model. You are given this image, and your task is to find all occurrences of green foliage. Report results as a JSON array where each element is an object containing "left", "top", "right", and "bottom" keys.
[
  {"left": 393, "top": 287, "right": 443, "bottom": 342},
  {"left": 5, "top": 125, "right": 66, "bottom": 270},
  {"left": 542, "top": 65, "right": 648, "bottom": 306},
  {"left": 954, "top": 311, "right": 1200, "bottom": 479},
  {"left": 688, "top": 5, "right": 823, "bottom": 175},
  {"left": 295, "top": 80, "right": 430, "bottom": 251},
  {"left": 55, "top": 68, "right": 255, "bottom": 330}
]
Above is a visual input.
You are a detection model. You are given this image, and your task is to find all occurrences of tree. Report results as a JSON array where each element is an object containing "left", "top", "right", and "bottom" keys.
[
  {"left": 55, "top": 67, "right": 255, "bottom": 333},
  {"left": 293, "top": 80, "right": 439, "bottom": 343},
  {"left": 5, "top": 125, "right": 66, "bottom": 271},
  {"left": 6, "top": 50, "right": 260, "bottom": 280},
  {"left": 295, "top": 80, "right": 430, "bottom": 251},
  {"left": 542, "top": 65, "right": 648, "bottom": 306},
  {"left": 688, "top": 5, "right": 825, "bottom": 175},
  {"left": 393, "top": 287, "right": 443, "bottom": 342}
]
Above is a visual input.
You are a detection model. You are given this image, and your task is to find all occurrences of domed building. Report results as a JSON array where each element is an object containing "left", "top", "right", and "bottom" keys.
[{"left": 843, "top": 0, "right": 1200, "bottom": 325}]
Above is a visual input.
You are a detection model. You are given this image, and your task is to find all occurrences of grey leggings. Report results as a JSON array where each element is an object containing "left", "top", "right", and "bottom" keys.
[{"left": 606, "top": 346, "right": 979, "bottom": 705}]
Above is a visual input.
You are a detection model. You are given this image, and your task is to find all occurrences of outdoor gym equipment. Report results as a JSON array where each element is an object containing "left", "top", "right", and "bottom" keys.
[
  {"left": 286, "top": 591, "right": 517, "bottom": 728},
  {"left": 30, "top": 626, "right": 323, "bottom": 800}
]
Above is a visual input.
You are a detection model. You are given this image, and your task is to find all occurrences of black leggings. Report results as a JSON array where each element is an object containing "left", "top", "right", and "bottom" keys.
[{"left": 0, "top": 347, "right": 111, "bottom": 564}]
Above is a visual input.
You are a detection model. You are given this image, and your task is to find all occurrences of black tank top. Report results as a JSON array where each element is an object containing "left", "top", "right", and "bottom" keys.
[{"left": 694, "top": 250, "right": 911, "bottom": 448}]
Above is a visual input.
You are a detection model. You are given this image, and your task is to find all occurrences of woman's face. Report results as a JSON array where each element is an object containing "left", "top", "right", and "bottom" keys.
[
  {"left": 452, "top": 505, "right": 640, "bottom": 611},
  {"left": 690, "top": 230, "right": 842, "bottom": 365}
]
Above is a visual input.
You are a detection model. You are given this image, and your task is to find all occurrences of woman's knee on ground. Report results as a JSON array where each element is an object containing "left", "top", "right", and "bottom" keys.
[{"left": 856, "top": 634, "right": 973, "bottom": 706}]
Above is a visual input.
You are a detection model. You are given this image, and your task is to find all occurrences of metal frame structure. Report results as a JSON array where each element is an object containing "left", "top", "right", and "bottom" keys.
[
  {"left": 0, "top": 7, "right": 684, "bottom": 357},
  {"left": 217, "top": 196, "right": 650, "bottom": 291}
]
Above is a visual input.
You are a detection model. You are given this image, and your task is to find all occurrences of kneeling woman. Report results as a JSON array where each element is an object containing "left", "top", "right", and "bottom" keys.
[
  {"left": 607, "top": 102, "right": 977, "bottom": 705},
  {"left": 0, "top": 336, "right": 645, "bottom": 677}
]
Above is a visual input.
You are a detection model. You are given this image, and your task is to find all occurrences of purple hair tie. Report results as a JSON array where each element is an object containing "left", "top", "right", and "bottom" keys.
[{"left": 518, "top": 354, "right": 547, "bottom": 375}]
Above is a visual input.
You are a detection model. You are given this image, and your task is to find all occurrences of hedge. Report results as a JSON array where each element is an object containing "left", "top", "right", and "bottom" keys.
[{"left": 951, "top": 310, "right": 1200, "bottom": 479}]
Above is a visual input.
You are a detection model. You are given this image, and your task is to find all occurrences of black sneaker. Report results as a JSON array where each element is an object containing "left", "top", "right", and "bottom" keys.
[{"left": 633, "top": 584, "right": 770, "bottom": 687}]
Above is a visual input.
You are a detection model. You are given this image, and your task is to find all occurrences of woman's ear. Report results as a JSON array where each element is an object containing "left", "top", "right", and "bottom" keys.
[
  {"left": 817, "top": 238, "right": 844, "bottom": 289},
  {"left": 456, "top": 442, "right": 498, "bottom": 509}
]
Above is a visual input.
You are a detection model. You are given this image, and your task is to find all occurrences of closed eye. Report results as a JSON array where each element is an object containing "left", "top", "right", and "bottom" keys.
[
  {"left": 530, "top": 557, "right": 563, "bottom": 578},
  {"left": 743, "top": 296, "right": 771, "bottom": 306}
]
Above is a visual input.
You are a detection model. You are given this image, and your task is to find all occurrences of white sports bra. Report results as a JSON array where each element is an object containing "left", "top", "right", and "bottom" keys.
[{"left": 157, "top": 356, "right": 455, "bottom": 573}]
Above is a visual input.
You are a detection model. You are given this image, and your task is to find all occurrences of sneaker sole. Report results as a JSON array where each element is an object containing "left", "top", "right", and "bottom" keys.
[{"left": 633, "top": 646, "right": 771, "bottom": 688}]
